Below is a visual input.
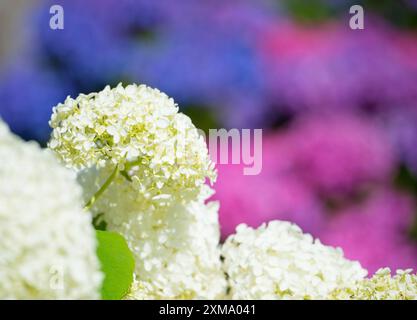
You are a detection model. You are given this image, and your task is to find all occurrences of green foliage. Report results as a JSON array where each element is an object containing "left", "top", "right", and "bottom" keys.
[
  {"left": 362, "top": 0, "right": 417, "bottom": 30},
  {"left": 395, "top": 165, "right": 417, "bottom": 195},
  {"left": 96, "top": 230, "right": 135, "bottom": 300},
  {"left": 283, "top": 0, "right": 337, "bottom": 23},
  {"left": 394, "top": 166, "right": 417, "bottom": 242},
  {"left": 183, "top": 104, "right": 220, "bottom": 133},
  {"left": 282, "top": 0, "right": 417, "bottom": 29},
  {"left": 92, "top": 213, "right": 108, "bottom": 231}
]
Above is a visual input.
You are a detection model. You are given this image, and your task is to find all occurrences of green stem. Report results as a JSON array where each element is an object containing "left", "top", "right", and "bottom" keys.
[
  {"left": 119, "top": 158, "right": 142, "bottom": 182},
  {"left": 120, "top": 170, "right": 132, "bottom": 182},
  {"left": 125, "top": 158, "right": 142, "bottom": 171},
  {"left": 84, "top": 165, "right": 119, "bottom": 210}
]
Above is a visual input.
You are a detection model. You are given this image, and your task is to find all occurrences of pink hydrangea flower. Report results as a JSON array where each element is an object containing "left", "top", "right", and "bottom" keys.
[
  {"left": 213, "top": 136, "right": 325, "bottom": 239},
  {"left": 285, "top": 114, "right": 396, "bottom": 196},
  {"left": 319, "top": 189, "right": 417, "bottom": 274},
  {"left": 213, "top": 114, "right": 398, "bottom": 240}
]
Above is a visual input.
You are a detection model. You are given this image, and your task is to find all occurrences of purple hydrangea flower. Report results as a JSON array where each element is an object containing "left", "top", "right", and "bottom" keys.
[
  {"left": 381, "top": 106, "right": 417, "bottom": 173},
  {"left": 259, "top": 20, "right": 417, "bottom": 114}
]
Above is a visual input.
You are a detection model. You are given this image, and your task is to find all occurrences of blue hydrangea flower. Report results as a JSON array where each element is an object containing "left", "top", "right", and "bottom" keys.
[{"left": 0, "top": 63, "right": 73, "bottom": 142}]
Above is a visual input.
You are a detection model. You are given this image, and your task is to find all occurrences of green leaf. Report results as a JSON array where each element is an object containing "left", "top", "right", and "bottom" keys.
[{"left": 96, "top": 230, "right": 135, "bottom": 300}]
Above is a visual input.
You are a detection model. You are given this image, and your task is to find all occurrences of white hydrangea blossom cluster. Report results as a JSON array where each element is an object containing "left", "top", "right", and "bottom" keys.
[
  {"left": 0, "top": 120, "right": 102, "bottom": 299},
  {"left": 49, "top": 83, "right": 215, "bottom": 204},
  {"left": 78, "top": 166, "right": 226, "bottom": 299},
  {"left": 50, "top": 84, "right": 226, "bottom": 299},
  {"left": 329, "top": 268, "right": 417, "bottom": 300},
  {"left": 222, "top": 221, "right": 368, "bottom": 299}
]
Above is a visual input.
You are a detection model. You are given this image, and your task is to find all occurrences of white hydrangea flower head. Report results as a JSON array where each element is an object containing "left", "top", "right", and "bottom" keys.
[
  {"left": 222, "top": 221, "right": 367, "bottom": 299},
  {"left": 329, "top": 268, "right": 417, "bottom": 300},
  {"left": 78, "top": 167, "right": 226, "bottom": 299},
  {"left": 0, "top": 120, "right": 103, "bottom": 299},
  {"left": 0, "top": 120, "right": 10, "bottom": 140},
  {"left": 49, "top": 83, "right": 216, "bottom": 204}
]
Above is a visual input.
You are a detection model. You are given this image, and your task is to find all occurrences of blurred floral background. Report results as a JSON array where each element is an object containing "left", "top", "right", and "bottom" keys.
[{"left": 1, "top": 0, "right": 417, "bottom": 275}]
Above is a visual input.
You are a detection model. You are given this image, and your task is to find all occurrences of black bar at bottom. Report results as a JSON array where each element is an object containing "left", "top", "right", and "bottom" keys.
[{"left": 1, "top": 300, "right": 415, "bottom": 319}]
